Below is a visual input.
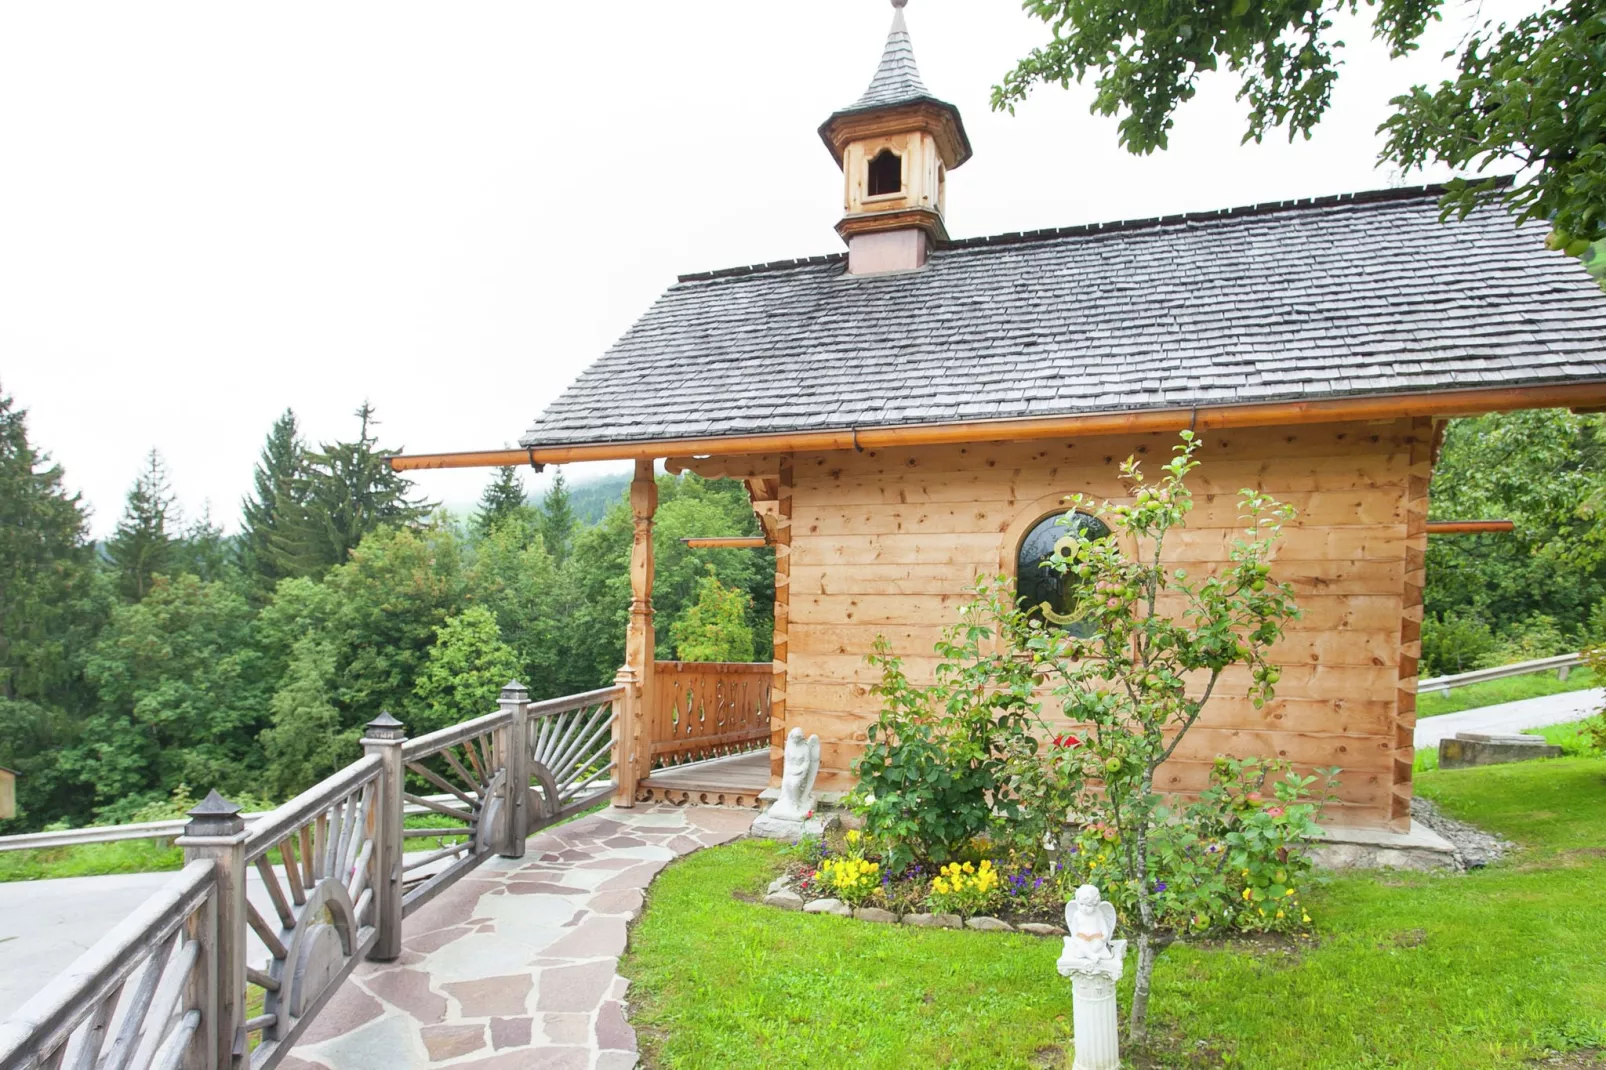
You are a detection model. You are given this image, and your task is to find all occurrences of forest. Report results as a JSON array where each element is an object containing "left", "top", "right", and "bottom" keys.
[
  {"left": 2, "top": 387, "right": 1603, "bottom": 833},
  {"left": 0, "top": 390, "right": 771, "bottom": 831}
]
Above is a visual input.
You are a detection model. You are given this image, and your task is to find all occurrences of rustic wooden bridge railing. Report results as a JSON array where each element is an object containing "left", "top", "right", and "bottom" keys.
[
  {"left": 649, "top": 661, "right": 772, "bottom": 768},
  {"left": 0, "top": 682, "right": 622, "bottom": 1070}
]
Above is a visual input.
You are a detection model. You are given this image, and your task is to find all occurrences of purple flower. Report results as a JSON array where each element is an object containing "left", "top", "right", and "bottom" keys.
[{"left": 1154, "top": 881, "right": 1168, "bottom": 892}]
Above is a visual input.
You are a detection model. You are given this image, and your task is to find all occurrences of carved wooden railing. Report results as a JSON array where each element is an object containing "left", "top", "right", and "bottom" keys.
[
  {"left": 0, "top": 682, "right": 624, "bottom": 1070},
  {"left": 0, "top": 859, "right": 217, "bottom": 1070},
  {"left": 650, "top": 661, "right": 772, "bottom": 768}
]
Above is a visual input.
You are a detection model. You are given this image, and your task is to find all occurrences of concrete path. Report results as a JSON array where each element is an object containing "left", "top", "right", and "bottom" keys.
[
  {"left": 284, "top": 804, "right": 756, "bottom": 1070},
  {"left": 1414, "top": 687, "right": 1602, "bottom": 749}
]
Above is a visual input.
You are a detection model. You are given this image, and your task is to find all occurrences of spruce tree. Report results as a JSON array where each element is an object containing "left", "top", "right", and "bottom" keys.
[
  {"left": 240, "top": 409, "right": 312, "bottom": 593},
  {"left": 539, "top": 469, "right": 576, "bottom": 564},
  {"left": 298, "top": 403, "right": 434, "bottom": 570},
  {"left": 0, "top": 387, "right": 94, "bottom": 704},
  {"left": 475, "top": 465, "right": 526, "bottom": 536},
  {"left": 105, "top": 449, "right": 178, "bottom": 601}
]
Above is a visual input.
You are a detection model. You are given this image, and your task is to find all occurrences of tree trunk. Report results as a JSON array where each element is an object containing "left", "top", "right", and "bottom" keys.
[{"left": 1129, "top": 930, "right": 1158, "bottom": 1040}]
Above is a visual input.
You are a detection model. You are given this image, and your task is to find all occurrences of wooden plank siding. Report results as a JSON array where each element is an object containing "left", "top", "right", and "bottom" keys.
[{"left": 779, "top": 419, "right": 1424, "bottom": 831}]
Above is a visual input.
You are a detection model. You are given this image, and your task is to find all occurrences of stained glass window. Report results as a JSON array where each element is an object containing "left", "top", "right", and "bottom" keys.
[{"left": 1017, "top": 511, "right": 1110, "bottom": 630}]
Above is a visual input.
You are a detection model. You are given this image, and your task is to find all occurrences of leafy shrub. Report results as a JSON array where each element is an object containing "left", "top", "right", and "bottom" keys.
[
  {"left": 852, "top": 608, "right": 1041, "bottom": 872},
  {"left": 1492, "top": 613, "right": 1570, "bottom": 664},
  {"left": 1421, "top": 612, "right": 1498, "bottom": 677}
]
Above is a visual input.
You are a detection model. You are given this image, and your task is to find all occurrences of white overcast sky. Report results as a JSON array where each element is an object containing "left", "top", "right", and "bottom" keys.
[{"left": 1, "top": 0, "right": 1534, "bottom": 536}]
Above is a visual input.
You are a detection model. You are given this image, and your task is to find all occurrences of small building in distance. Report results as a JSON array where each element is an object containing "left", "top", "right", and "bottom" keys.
[{"left": 394, "top": 3, "right": 1606, "bottom": 833}]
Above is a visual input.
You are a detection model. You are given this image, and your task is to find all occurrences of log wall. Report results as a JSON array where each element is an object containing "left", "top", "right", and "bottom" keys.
[{"left": 783, "top": 419, "right": 1428, "bottom": 831}]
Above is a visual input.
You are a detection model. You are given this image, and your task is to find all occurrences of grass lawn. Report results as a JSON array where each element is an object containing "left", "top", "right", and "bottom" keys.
[
  {"left": 1416, "top": 666, "right": 1600, "bottom": 719},
  {"left": 622, "top": 756, "right": 1606, "bottom": 1069}
]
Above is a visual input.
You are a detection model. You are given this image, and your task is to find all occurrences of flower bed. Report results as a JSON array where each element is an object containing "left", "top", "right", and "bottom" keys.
[{"left": 761, "top": 828, "right": 1071, "bottom": 934}]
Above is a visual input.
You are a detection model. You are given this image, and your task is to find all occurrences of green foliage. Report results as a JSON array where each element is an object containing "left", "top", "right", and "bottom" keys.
[
  {"left": 539, "top": 469, "right": 576, "bottom": 564},
  {"left": 70, "top": 574, "right": 269, "bottom": 820},
  {"left": 992, "top": 0, "right": 1606, "bottom": 250},
  {"left": 284, "top": 403, "right": 435, "bottom": 574},
  {"left": 240, "top": 409, "right": 312, "bottom": 596},
  {"left": 854, "top": 605, "right": 1042, "bottom": 873},
  {"left": 104, "top": 449, "right": 178, "bottom": 602},
  {"left": 474, "top": 465, "right": 529, "bottom": 538},
  {"left": 1420, "top": 611, "right": 1498, "bottom": 676},
  {"left": 669, "top": 566, "right": 756, "bottom": 662},
  {"left": 1426, "top": 409, "right": 1606, "bottom": 645},
  {"left": 413, "top": 606, "right": 521, "bottom": 736}
]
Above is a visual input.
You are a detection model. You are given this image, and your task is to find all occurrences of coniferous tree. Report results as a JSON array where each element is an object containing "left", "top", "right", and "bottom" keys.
[
  {"left": 241, "top": 410, "right": 312, "bottom": 593},
  {"left": 105, "top": 449, "right": 178, "bottom": 601},
  {"left": 540, "top": 469, "right": 576, "bottom": 564},
  {"left": 475, "top": 465, "right": 526, "bottom": 536},
  {"left": 0, "top": 388, "right": 95, "bottom": 704},
  {"left": 173, "top": 503, "right": 235, "bottom": 585},
  {"left": 295, "top": 403, "right": 433, "bottom": 571}
]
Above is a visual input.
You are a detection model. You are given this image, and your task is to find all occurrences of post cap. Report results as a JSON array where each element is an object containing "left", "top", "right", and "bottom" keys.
[
  {"left": 499, "top": 680, "right": 529, "bottom": 701},
  {"left": 364, "top": 711, "right": 407, "bottom": 741},
  {"left": 184, "top": 789, "right": 245, "bottom": 836}
]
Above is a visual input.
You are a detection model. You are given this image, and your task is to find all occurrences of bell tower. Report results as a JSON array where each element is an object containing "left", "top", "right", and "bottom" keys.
[{"left": 818, "top": 0, "right": 972, "bottom": 275}]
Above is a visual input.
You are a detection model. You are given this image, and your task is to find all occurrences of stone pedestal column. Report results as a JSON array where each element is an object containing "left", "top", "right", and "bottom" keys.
[
  {"left": 1058, "top": 938, "right": 1125, "bottom": 1070},
  {"left": 1066, "top": 968, "right": 1121, "bottom": 1070}
]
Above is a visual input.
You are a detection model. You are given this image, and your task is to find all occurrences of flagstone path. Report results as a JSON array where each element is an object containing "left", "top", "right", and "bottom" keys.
[{"left": 283, "top": 804, "right": 757, "bottom": 1070}]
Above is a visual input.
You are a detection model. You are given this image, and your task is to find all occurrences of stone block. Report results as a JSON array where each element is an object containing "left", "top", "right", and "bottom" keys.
[
  {"left": 853, "top": 907, "right": 898, "bottom": 924},
  {"left": 1017, "top": 922, "right": 1065, "bottom": 937},
  {"left": 766, "top": 875, "right": 792, "bottom": 894},
  {"left": 1438, "top": 732, "right": 1563, "bottom": 770},
  {"left": 965, "top": 916, "right": 1014, "bottom": 932},
  {"left": 803, "top": 897, "right": 852, "bottom": 916},
  {"left": 763, "top": 890, "right": 804, "bottom": 911}
]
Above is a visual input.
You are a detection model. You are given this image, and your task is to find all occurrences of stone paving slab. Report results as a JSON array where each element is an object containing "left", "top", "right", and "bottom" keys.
[{"left": 286, "top": 804, "right": 755, "bottom": 1070}]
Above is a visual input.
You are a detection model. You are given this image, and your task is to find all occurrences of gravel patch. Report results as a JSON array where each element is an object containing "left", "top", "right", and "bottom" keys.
[{"left": 1411, "top": 797, "right": 1514, "bottom": 868}]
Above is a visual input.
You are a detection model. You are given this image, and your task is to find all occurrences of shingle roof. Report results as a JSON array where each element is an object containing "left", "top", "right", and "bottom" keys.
[
  {"left": 520, "top": 185, "right": 1606, "bottom": 449},
  {"left": 849, "top": 6, "right": 930, "bottom": 111}
]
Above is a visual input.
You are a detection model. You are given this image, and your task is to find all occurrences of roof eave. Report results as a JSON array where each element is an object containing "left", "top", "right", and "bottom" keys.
[{"left": 394, "top": 380, "right": 1606, "bottom": 472}]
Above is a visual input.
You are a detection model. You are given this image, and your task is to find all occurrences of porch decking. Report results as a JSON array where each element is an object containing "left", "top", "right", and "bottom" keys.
[{"left": 635, "top": 750, "right": 771, "bottom": 809}]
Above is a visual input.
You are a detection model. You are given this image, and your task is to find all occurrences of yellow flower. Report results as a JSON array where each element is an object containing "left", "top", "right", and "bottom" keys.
[
  {"left": 1241, "top": 888, "right": 1252, "bottom": 901},
  {"left": 1276, "top": 911, "right": 1285, "bottom": 919},
  {"left": 846, "top": 830, "right": 862, "bottom": 845},
  {"left": 1284, "top": 888, "right": 1295, "bottom": 897},
  {"left": 1302, "top": 914, "right": 1311, "bottom": 923}
]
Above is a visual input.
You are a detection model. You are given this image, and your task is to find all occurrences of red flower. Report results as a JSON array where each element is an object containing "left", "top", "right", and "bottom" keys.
[{"left": 1052, "top": 734, "right": 1082, "bottom": 749}]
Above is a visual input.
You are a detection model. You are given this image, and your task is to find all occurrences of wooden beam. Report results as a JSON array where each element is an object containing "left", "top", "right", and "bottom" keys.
[
  {"left": 680, "top": 537, "right": 768, "bottom": 549},
  {"left": 389, "top": 382, "right": 1606, "bottom": 472},
  {"left": 1426, "top": 520, "right": 1515, "bottom": 535}
]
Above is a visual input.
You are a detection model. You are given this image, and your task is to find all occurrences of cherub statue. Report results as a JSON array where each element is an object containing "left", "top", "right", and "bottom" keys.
[
  {"left": 1061, "top": 884, "right": 1120, "bottom": 965},
  {"left": 766, "top": 727, "right": 821, "bottom": 822}
]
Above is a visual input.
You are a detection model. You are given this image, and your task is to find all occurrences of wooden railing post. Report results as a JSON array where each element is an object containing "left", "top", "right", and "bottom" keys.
[
  {"left": 177, "top": 791, "right": 247, "bottom": 1069},
  {"left": 612, "top": 665, "right": 641, "bottom": 807},
  {"left": 362, "top": 711, "right": 407, "bottom": 962},
  {"left": 623, "top": 457, "right": 658, "bottom": 798},
  {"left": 499, "top": 682, "right": 531, "bottom": 858}
]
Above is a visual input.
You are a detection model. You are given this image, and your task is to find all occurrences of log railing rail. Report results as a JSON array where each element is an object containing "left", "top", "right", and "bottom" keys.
[
  {"left": 0, "top": 681, "right": 626, "bottom": 1070},
  {"left": 649, "top": 661, "right": 772, "bottom": 768}
]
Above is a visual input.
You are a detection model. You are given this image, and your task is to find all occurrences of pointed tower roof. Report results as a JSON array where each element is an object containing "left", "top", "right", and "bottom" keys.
[
  {"left": 851, "top": 3, "right": 931, "bottom": 110},
  {"left": 818, "top": 1, "right": 972, "bottom": 168}
]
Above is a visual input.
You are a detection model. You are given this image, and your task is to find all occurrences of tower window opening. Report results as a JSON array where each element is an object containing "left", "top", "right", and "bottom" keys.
[{"left": 867, "top": 149, "right": 901, "bottom": 196}]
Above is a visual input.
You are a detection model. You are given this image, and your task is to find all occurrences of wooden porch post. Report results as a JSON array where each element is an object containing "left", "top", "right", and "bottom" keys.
[
  {"left": 769, "top": 456, "right": 793, "bottom": 784},
  {"left": 614, "top": 458, "right": 657, "bottom": 805}
]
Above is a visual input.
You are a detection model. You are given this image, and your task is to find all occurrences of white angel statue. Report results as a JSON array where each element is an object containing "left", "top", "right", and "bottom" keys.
[
  {"left": 1057, "top": 884, "right": 1127, "bottom": 982},
  {"left": 767, "top": 727, "right": 821, "bottom": 822}
]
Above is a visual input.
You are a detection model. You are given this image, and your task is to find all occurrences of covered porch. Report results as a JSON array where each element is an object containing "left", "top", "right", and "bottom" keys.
[{"left": 611, "top": 456, "right": 790, "bottom": 811}]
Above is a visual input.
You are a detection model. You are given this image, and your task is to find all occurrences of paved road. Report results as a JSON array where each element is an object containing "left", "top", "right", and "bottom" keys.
[
  {"left": 0, "top": 868, "right": 289, "bottom": 1021},
  {"left": 1414, "top": 687, "right": 1602, "bottom": 749}
]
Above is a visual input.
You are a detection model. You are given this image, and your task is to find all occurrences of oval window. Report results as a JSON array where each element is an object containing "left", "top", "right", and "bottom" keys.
[{"left": 1017, "top": 511, "right": 1110, "bottom": 632}]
